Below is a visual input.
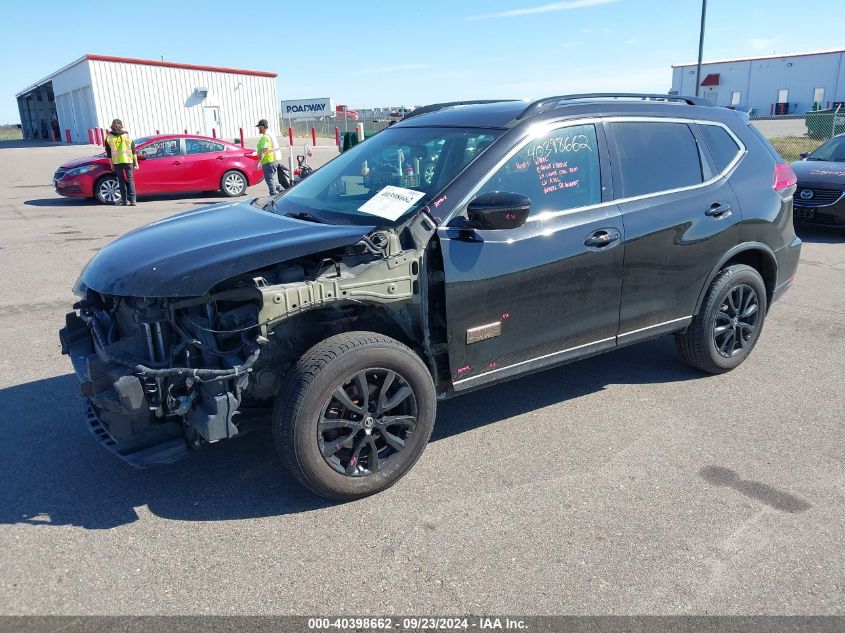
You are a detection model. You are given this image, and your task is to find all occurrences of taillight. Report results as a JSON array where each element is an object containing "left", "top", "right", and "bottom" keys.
[
  {"left": 243, "top": 151, "right": 258, "bottom": 159},
  {"left": 774, "top": 163, "right": 797, "bottom": 192}
]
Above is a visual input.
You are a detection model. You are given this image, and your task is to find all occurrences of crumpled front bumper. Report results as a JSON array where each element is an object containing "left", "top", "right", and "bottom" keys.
[{"left": 59, "top": 311, "right": 191, "bottom": 467}]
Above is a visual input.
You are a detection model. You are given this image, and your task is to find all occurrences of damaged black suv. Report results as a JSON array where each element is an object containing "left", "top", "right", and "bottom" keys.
[{"left": 61, "top": 94, "right": 801, "bottom": 500}]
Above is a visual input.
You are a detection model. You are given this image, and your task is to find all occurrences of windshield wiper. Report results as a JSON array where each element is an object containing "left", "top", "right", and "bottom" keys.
[{"left": 284, "top": 211, "right": 332, "bottom": 224}]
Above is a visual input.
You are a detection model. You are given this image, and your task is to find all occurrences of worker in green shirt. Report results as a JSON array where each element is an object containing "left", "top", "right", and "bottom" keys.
[{"left": 256, "top": 118, "right": 283, "bottom": 195}]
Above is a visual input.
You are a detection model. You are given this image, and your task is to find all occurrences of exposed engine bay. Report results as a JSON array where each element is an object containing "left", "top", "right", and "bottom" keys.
[{"left": 60, "top": 214, "right": 442, "bottom": 467}]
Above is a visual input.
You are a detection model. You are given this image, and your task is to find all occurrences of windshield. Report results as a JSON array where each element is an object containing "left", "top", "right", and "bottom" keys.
[
  {"left": 807, "top": 136, "right": 845, "bottom": 162},
  {"left": 268, "top": 126, "right": 502, "bottom": 226}
]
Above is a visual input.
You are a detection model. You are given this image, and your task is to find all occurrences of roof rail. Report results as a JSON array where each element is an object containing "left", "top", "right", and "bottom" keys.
[
  {"left": 401, "top": 99, "right": 519, "bottom": 121},
  {"left": 517, "top": 93, "right": 713, "bottom": 120}
]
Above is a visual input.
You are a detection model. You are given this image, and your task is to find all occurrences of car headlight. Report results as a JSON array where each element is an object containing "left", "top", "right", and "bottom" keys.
[{"left": 66, "top": 164, "right": 96, "bottom": 177}]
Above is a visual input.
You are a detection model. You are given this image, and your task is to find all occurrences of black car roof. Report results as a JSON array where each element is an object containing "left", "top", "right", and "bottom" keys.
[
  {"left": 394, "top": 94, "right": 733, "bottom": 129},
  {"left": 393, "top": 101, "right": 527, "bottom": 129}
]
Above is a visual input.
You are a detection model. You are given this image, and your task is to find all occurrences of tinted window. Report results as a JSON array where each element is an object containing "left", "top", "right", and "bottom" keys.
[
  {"left": 611, "top": 122, "right": 703, "bottom": 197},
  {"left": 476, "top": 124, "right": 601, "bottom": 216},
  {"left": 138, "top": 139, "right": 179, "bottom": 159},
  {"left": 186, "top": 139, "right": 225, "bottom": 154},
  {"left": 700, "top": 124, "right": 741, "bottom": 172}
]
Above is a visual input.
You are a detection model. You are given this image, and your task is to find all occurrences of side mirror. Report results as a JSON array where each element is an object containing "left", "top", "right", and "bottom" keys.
[
  {"left": 799, "top": 152, "right": 808, "bottom": 159},
  {"left": 136, "top": 152, "right": 147, "bottom": 161},
  {"left": 467, "top": 192, "right": 531, "bottom": 230}
]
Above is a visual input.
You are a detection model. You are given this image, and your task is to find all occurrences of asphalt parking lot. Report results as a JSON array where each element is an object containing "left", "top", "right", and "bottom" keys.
[{"left": 0, "top": 141, "right": 842, "bottom": 616}]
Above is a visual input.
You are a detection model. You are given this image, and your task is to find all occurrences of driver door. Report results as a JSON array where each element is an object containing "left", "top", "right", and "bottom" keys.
[
  {"left": 439, "top": 122, "right": 624, "bottom": 390},
  {"left": 135, "top": 138, "right": 184, "bottom": 193}
]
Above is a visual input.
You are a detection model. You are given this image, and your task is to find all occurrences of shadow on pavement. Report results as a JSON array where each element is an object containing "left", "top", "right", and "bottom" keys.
[
  {"left": 24, "top": 191, "right": 251, "bottom": 208},
  {"left": 0, "top": 337, "right": 702, "bottom": 529},
  {"left": 699, "top": 465, "right": 811, "bottom": 513}
]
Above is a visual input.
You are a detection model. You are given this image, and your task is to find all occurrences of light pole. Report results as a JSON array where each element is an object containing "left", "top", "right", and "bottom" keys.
[{"left": 695, "top": 0, "right": 708, "bottom": 97}]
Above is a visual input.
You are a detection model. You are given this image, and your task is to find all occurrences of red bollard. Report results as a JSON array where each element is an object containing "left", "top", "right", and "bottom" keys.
[
  {"left": 65, "top": 129, "right": 72, "bottom": 143},
  {"left": 88, "top": 129, "right": 95, "bottom": 144},
  {"left": 239, "top": 128, "right": 244, "bottom": 147},
  {"left": 212, "top": 128, "right": 217, "bottom": 138},
  {"left": 99, "top": 128, "right": 105, "bottom": 143},
  {"left": 155, "top": 129, "right": 160, "bottom": 135},
  {"left": 335, "top": 127, "right": 340, "bottom": 147},
  {"left": 288, "top": 127, "right": 294, "bottom": 146},
  {"left": 184, "top": 129, "right": 188, "bottom": 135},
  {"left": 311, "top": 127, "right": 317, "bottom": 146}
]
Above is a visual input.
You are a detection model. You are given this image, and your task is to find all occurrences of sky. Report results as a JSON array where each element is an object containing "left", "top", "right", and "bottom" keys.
[{"left": 2, "top": 0, "right": 843, "bottom": 124}]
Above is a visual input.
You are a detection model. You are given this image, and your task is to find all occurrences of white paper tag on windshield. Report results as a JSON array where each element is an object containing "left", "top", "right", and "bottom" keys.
[{"left": 358, "top": 186, "right": 426, "bottom": 221}]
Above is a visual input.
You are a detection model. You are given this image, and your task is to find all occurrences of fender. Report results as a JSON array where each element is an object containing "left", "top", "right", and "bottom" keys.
[{"left": 693, "top": 241, "right": 778, "bottom": 315}]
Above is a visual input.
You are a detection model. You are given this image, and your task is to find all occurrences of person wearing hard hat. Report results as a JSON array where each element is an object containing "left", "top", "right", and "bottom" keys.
[
  {"left": 104, "top": 119, "right": 139, "bottom": 206},
  {"left": 255, "top": 119, "right": 283, "bottom": 195}
]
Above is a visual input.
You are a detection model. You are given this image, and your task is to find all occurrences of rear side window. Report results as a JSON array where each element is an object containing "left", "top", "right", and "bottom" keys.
[
  {"left": 699, "top": 124, "right": 742, "bottom": 172},
  {"left": 186, "top": 139, "right": 225, "bottom": 154},
  {"left": 610, "top": 122, "right": 703, "bottom": 198},
  {"left": 476, "top": 124, "right": 601, "bottom": 216}
]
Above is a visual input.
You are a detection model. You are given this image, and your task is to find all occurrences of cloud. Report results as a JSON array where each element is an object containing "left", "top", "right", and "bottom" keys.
[
  {"left": 467, "top": 0, "right": 620, "bottom": 21},
  {"left": 623, "top": 37, "right": 639, "bottom": 44},
  {"left": 356, "top": 63, "right": 433, "bottom": 75}
]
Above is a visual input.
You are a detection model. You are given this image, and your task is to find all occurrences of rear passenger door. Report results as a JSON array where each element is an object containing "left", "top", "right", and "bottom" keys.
[
  {"left": 606, "top": 118, "right": 743, "bottom": 341},
  {"left": 182, "top": 138, "right": 228, "bottom": 191}
]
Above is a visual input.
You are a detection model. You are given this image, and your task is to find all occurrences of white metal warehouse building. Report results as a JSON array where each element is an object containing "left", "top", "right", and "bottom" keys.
[
  {"left": 671, "top": 48, "right": 845, "bottom": 116},
  {"left": 15, "top": 54, "right": 279, "bottom": 143}
]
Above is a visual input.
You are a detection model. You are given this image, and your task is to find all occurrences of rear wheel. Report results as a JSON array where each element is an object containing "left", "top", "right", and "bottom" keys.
[
  {"left": 676, "top": 264, "right": 767, "bottom": 374},
  {"left": 94, "top": 175, "right": 121, "bottom": 204},
  {"left": 220, "top": 170, "right": 247, "bottom": 196},
  {"left": 273, "top": 332, "right": 436, "bottom": 501}
]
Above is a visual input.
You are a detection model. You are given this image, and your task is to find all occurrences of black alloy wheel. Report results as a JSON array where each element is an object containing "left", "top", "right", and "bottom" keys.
[
  {"left": 712, "top": 284, "right": 760, "bottom": 358},
  {"left": 675, "top": 264, "right": 768, "bottom": 374},
  {"left": 318, "top": 368, "right": 417, "bottom": 476},
  {"left": 273, "top": 331, "right": 436, "bottom": 500}
]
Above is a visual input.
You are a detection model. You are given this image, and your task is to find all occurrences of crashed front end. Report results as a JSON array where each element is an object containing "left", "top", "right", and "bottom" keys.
[
  {"left": 59, "top": 228, "right": 427, "bottom": 467},
  {"left": 60, "top": 287, "right": 264, "bottom": 465}
]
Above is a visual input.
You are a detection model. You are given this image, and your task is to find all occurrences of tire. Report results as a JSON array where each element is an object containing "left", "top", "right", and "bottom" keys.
[
  {"left": 273, "top": 332, "right": 436, "bottom": 501},
  {"left": 676, "top": 264, "right": 768, "bottom": 374},
  {"left": 94, "top": 174, "right": 121, "bottom": 204},
  {"left": 220, "top": 170, "right": 247, "bottom": 196}
]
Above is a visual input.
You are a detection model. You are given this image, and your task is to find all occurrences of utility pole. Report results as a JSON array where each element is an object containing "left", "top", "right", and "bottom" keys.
[{"left": 695, "top": 0, "right": 707, "bottom": 97}]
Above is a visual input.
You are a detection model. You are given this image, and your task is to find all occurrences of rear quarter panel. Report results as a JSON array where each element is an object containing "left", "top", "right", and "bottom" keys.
[{"left": 728, "top": 121, "right": 797, "bottom": 254}]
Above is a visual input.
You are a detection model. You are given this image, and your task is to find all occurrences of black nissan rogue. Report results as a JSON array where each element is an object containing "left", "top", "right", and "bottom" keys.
[{"left": 60, "top": 94, "right": 801, "bottom": 500}]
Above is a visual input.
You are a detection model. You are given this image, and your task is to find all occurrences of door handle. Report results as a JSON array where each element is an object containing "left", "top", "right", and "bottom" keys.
[
  {"left": 216, "top": 156, "right": 225, "bottom": 160},
  {"left": 172, "top": 160, "right": 182, "bottom": 165},
  {"left": 705, "top": 203, "right": 732, "bottom": 218},
  {"left": 584, "top": 229, "right": 621, "bottom": 248}
]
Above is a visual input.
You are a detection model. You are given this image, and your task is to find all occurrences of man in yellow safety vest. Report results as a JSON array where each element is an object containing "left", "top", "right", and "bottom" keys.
[
  {"left": 104, "top": 119, "right": 139, "bottom": 206},
  {"left": 256, "top": 118, "right": 283, "bottom": 195}
]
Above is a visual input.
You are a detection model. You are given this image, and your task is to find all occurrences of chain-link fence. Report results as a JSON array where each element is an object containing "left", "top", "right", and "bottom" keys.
[
  {"left": 279, "top": 115, "right": 392, "bottom": 140},
  {"left": 751, "top": 106, "right": 844, "bottom": 162}
]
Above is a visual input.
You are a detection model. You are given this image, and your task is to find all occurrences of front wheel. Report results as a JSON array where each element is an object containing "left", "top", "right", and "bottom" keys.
[
  {"left": 676, "top": 264, "right": 768, "bottom": 374},
  {"left": 273, "top": 332, "right": 436, "bottom": 501},
  {"left": 220, "top": 170, "right": 247, "bottom": 196},
  {"left": 94, "top": 175, "right": 121, "bottom": 204}
]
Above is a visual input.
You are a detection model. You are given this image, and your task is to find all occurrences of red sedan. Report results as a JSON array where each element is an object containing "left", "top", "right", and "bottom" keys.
[{"left": 53, "top": 135, "right": 264, "bottom": 203}]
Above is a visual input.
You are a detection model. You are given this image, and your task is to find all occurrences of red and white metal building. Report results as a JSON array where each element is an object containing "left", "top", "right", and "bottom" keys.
[{"left": 15, "top": 54, "right": 279, "bottom": 143}]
